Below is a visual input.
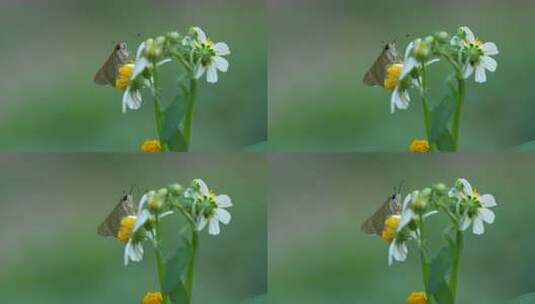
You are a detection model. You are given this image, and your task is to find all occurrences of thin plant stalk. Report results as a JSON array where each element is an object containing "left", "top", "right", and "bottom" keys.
[
  {"left": 154, "top": 216, "right": 170, "bottom": 304},
  {"left": 449, "top": 230, "right": 464, "bottom": 303},
  {"left": 418, "top": 215, "right": 433, "bottom": 304},
  {"left": 183, "top": 78, "right": 198, "bottom": 150},
  {"left": 451, "top": 76, "right": 465, "bottom": 150},
  {"left": 419, "top": 64, "right": 433, "bottom": 146},
  {"left": 151, "top": 61, "right": 167, "bottom": 151},
  {"left": 185, "top": 229, "right": 199, "bottom": 300}
]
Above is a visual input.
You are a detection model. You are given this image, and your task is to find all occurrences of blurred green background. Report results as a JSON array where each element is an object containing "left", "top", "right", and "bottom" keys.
[
  {"left": 269, "top": 154, "right": 535, "bottom": 303},
  {"left": 0, "top": 0, "right": 266, "bottom": 151},
  {"left": 0, "top": 153, "right": 266, "bottom": 303},
  {"left": 269, "top": 0, "right": 535, "bottom": 151}
]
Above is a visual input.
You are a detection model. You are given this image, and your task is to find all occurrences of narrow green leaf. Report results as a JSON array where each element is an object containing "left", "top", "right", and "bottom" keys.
[
  {"left": 430, "top": 95, "right": 455, "bottom": 144},
  {"left": 509, "top": 293, "right": 535, "bottom": 304},
  {"left": 162, "top": 92, "right": 188, "bottom": 151},
  {"left": 164, "top": 235, "right": 192, "bottom": 304},
  {"left": 427, "top": 246, "right": 453, "bottom": 294},
  {"left": 514, "top": 141, "right": 535, "bottom": 151},
  {"left": 434, "top": 281, "right": 454, "bottom": 304}
]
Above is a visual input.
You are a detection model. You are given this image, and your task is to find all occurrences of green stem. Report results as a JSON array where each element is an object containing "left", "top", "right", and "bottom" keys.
[
  {"left": 450, "top": 230, "right": 464, "bottom": 303},
  {"left": 183, "top": 78, "right": 198, "bottom": 150},
  {"left": 154, "top": 217, "right": 170, "bottom": 304},
  {"left": 451, "top": 76, "right": 465, "bottom": 151},
  {"left": 418, "top": 215, "right": 430, "bottom": 291},
  {"left": 151, "top": 62, "right": 167, "bottom": 151},
  {"left": 420, "top": 65, "right": 432, "bottom": 143},
  {"left": 185, "top": 230, "right": 199, "bottom": 301}
]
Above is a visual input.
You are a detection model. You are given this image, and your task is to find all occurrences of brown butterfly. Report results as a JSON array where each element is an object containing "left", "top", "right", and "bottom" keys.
[
  {"left": 361, "top": 185, "right": 403, "bottom": 236},
  {"left": 362, "top": 42, "right": 401, "bottom": 87},
  {"left": 94, "top": 42, "right": 130, "bottom": 86},
  {"left": 97, "top": 192, "right": 136, "bottom": 238}
]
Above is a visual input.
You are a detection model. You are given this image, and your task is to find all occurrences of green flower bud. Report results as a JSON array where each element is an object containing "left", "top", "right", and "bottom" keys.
[
  {"left": 166, "top": 31, "right": 181, "bottom": 42},
  {"left": 434, "top": 31, "right": 449, "bottom": 43},
  {"left": 155, "top": 36, "right": 166, "bottom": 45},
  {"left": 168, "top": 183, "right": 183, "bottom": 195},
  {"left": 433, "top": 183, "right": 447, "bottom": 192},
  {"left": 414, "top": 40, "right": 431, "bottom": 61}
]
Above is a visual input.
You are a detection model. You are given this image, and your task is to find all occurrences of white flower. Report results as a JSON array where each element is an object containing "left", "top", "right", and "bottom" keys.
[
  {"left": 449, "top": 178, "right": 497, "bottom": 235},
  {"left": 390, "top": 87, "right": 411, "bottom": 113},
  {"left": 398, "top": 191, "right": 438, "bottom": 231},
  {"left": 388, "top": 237, "right": 410, "bottom": 265},
  {"left": 124, "top": 193, "right": 173, "bottom": 265},
  {"left": 188, "top": 27, "right": 230, "bottom": 84},
  {"left": 456, "top": 26, "right": 499, "bottom": 83},
  {"left": 185, "top": 178, "right": 232, "bottom": 235}
]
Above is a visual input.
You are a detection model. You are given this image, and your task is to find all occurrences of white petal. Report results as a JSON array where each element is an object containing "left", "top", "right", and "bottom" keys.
[
  {"left": 388, "top": 242, "right": 395, "bottom": 265},
  {"left": 124, "top": 242, "right": 132, "bottom": 266},
  {"left": 208, "top": 218, "right": 220, "bottom": 235},
  {"left": 461, "top": 26, "right": 475, "bottom": 43},
  {"left": 134, "top": 210, "right": 150, "bottom": 232},
  {"left": 215, "top": 194, "right": 232, "bottom": 207},
  {"left": 193, "top": 64, "right": 206, "bottom": 79},
  {"left": 404, "top": 42, "right": 415, "bottom": 60},
  {"left": 214, "top": 42, "right": 231, "bottom": 56},
  {"left": 213, "top": 56, "right": 229, "bottom": 72},
  {"left": 135, "top": 42, "right": 146, "bottom": 61},
  {"left": 458, "top": 178, "right": 473, "bottom": 195},
  {"left": 398, "top": 209, "right": 413, "bottom": 232},
  {"left": 460, "top": 215, "right": 472, "bottom": 231},
  {"left": 193, "top": 179, "right": 209, "bottom": 196},
  {"left": 206, "top": 65, "right": 218, "bottom": 83},
  {"left": 482, "top": 42, "right": 499, "bottom": 55},
  {"left": 425, "top": 58, "right": 440, "bottom": 66},
  {"left": 400, "top": 57, "right": 417, "bottom": 80},
  {"left": 132, "top": 57, "right": 149, "bottom": 80},
  {"left": 472, "top": 218, "right": 485, "bottom": 235},
  {"left": 479, "top": 208, "right": 495, "bottom": 224},
  {"left": 475, "top": 66, "right": 487, "bottom": 83},
  {"left": 481, "top": 56, "right": 497, "bottom": 72},
  {"left": 197, "top": 216, "right": 208, "bottom": 231},
  {"left": 215, "top": 208, "right": 231, "bottom": 224},
  {"left": 137, "top": 194, "right": 149, "bottom": 214},
  {"left": 462, "top": 64, "right": 474, "bottom": 79},
  {"left": 157, "top": 58, "right": 172, "bottom": 66},
  {"left": 423, "top": 210, "right": 438, "bottom": 218},
  {"left": 192, "top": 27, "right": 207, "bottom": 43},
  {"left": 121, "top": 90, "right": 128, "bottom": 113},
  {"left": 399, "top": 90, "right": 410, "bottom": 109},
  {"left": 479, "top": 194, "right": 497, "bottom": 207}
]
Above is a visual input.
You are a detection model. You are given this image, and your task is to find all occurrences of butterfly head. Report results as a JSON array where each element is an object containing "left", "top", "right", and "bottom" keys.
[{"left": 115, "top": 41, "right": 129, "bottom": 61}]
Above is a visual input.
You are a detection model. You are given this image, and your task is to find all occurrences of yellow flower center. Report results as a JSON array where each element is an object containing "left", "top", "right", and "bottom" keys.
[
  {"left": 141, "top": 139, "right": 162, "bottom": 153},
  {"left": 143, "top": 292, "right": 163, "bottom": 304},
  {"left": 384, "top": 63, "right": 403, "bottom": 91},
  {"left": 381, "top": 215, "right": 401, "bottom": 242},
  {"left": 407, "top": 292, "right": 428, "bottom": 304},
  {"left": 409, "top": 139, "right": 430, "bottom": 153},
  {"left": 115, "top": 64, "right": 135, "bottom": 91},
  {"left": 117, "top": 216, "right": 137, "bottom": 243}
]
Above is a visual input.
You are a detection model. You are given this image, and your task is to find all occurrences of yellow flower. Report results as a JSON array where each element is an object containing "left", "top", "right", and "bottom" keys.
[
  {"left": 141, "top": 139, "right": 162, "bottom": 152},
  {"left": 409, "top": 139, "right": 430, "bottom": 153},
  {"left": 117, "top": 216, "right": 137, "bottom": 243},
  {"left": 384, "top": 63, "right": 403, "bottom": 91},
  {"left": 115, "top": 64, "right": 135, "bottom": 91},
  {"left": 407, "top": 292, "right": 428, "bottom": 304},
  {"left": 143, "top": 292, "right": 163, "bottom": 304},
  {"left": 381, "top": 215, "right": 401, "bottom": 242}
]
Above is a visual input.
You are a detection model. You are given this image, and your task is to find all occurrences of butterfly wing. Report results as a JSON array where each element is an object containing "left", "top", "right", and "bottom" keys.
[
  {"left": 93, "top": 42, "right": 130, "bottom": 86},
  {"left": 97, "top": 194, "right": 136, "bottom": 237},
  {"left": 362, "top": 43, "right": 400, "bottom": 87},
  {"left": 361, "top": 192, "right": 401, "bottom": 236}
]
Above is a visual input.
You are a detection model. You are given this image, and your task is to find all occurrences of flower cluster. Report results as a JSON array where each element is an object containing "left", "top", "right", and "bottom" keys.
[
  {"left": 385, "top": 26, "right": 498, "bottom": 114},
  {"left": 380, "top": 178, "right": 496, "bottom": 265},
  {"left": 113, "top": 179, "right": 232, "bottom": 266},
  {"left": 370, "top": 178, "right": 497, "bottom": 303}
]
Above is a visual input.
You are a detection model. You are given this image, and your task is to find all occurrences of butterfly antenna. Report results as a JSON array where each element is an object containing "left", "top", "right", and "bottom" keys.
[{"left": 396, "top": 180, "right": 406, "bottom": 193}]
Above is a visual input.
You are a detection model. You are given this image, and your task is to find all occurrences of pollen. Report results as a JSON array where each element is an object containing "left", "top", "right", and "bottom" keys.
[
  {"left": 141, "top": 139, "right": 162, "bottom": 153},
  {"left": 381, "top": 215, "right": 401, "bottom": 242},
  {"left": 117, "top": 216, "right": 137, "bottom": 243},
  {"left": 409, "top": 139, "right": 430, "bottom": 153},
  {"left": 115, "top": 64, "right": 135, "bottom": 91},
  {"left": 384, "top": 64, "right": 403, "bottom": 91},
  {"left": 407, "top": 291, "right": 428, "bottom": 304},
  {"left": 143, "top": 292, "right": 163, "bottom": 304}
]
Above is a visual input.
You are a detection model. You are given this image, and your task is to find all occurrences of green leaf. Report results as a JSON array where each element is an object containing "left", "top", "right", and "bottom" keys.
[
  {"left": 427, "top": 246, "right": 453, "bottom": 295},
  {"left": 240, "top": 294, "right": 267, "bottom": 304},
  {"left": 164, "top": 235, "right": 192, "bottom": 304},
  {"left": 430, "top": 95, "right": 455, "bottom": 144},
  {"left": 435, "top": 130, "right": 456, "bottom": 152},
  {"left": 434, "top": 281, "right": 454, "bottom": 304},
  {"left": 162, "top": 92, "right": 188, "bottom": 151},
  {"left": 509, "top": 293, "right": 535, "bottom": 304}
]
